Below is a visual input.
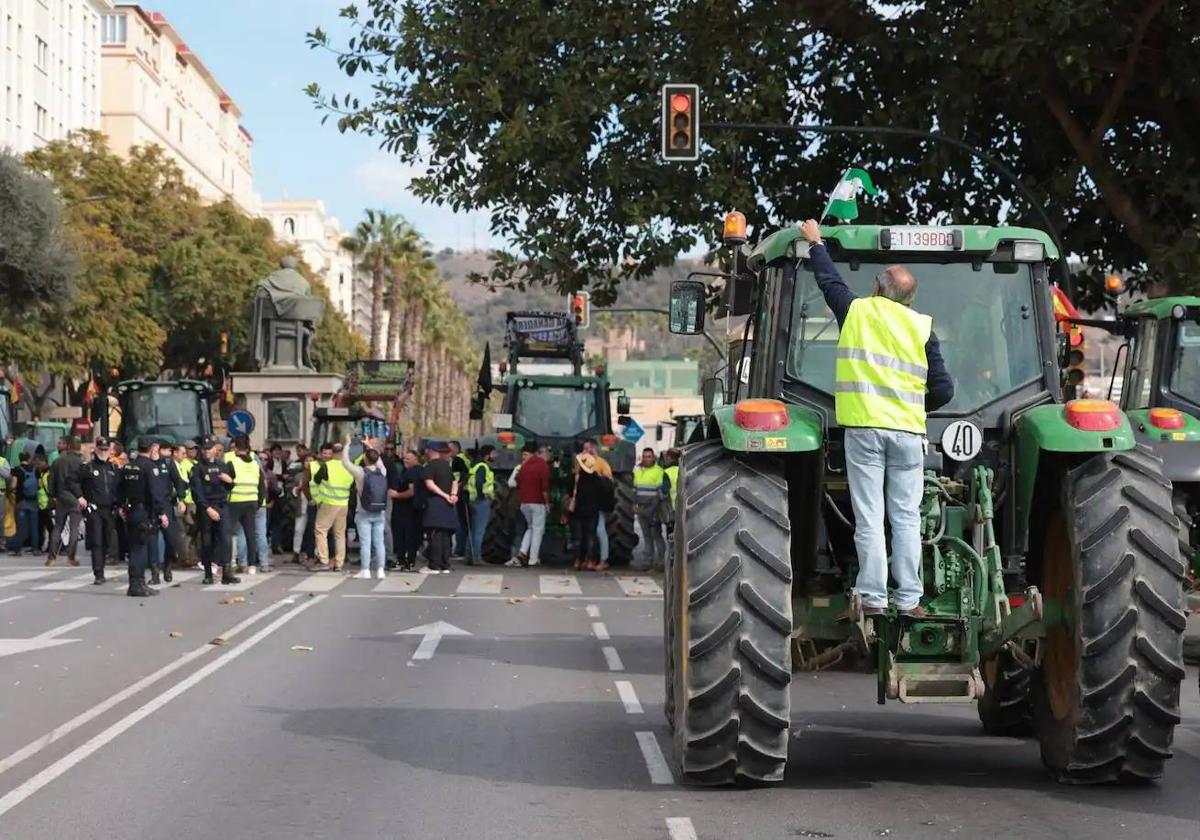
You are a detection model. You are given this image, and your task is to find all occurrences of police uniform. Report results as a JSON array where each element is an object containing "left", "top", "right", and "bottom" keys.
[
  {"left": 148, "top": 450, "right": 188, "bottom": 584},
  {"left": 119, "top": 446, "right": 163, "bottom": 597},
  {"left": 80, "top": 440, "right": 120, "bottom": 584},
  {"left": 189, "top": 438, "right": 240, "bottom": 585}
]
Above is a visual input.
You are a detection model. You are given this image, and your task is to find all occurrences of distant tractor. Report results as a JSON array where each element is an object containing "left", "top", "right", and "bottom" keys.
[
  {"left": 112, "top": 380, "right": 213, "bottom": 448},
  {"left": 665, "top": 219, "right": 1186, "bottom": 785},
  {"left": 476, "top": 311, "right": 639, "bottom": 566},
  {"left": 309, "top": 360, "right": 414, "bottom": 459}
]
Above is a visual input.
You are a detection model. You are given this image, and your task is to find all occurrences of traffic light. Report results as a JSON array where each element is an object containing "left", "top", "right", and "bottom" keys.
[
  {"left": 569, "top": 290, "right": 591, "bottom": 328},
  {"left": 661, "top": 84, "right": 700, "bottom": 161}
]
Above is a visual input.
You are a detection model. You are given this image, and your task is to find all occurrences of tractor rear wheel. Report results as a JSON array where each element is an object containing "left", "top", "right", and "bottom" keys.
[
  {"left": 607, "top": 476, "right": 638, "bottom": 567},
  {"left": 1032, "top": 447, "right": 1186, "bottom": 783},
  {"left": 667, "top": 439, "right": 792, "bottom": 785},
  {"left": 977, "top": 649, "right": 1033, "bottom": 737}
]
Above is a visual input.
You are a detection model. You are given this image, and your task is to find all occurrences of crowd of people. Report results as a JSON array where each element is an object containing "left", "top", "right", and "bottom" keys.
[{"left": 0, "top": 431, "right": 681, "bottom": 596}]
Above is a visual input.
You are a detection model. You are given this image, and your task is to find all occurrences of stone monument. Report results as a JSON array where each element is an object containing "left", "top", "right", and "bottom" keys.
[{"left": 250, "top": 256, "right": 325, "bottom": 371}]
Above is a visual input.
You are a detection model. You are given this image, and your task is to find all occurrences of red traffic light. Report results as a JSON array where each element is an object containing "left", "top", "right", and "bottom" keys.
[
  {"left": 661, "top": 84, "right": 700, "bottom": 161},
  {"left": 671, "top": 94, "right": 691, "bottom": 112}
]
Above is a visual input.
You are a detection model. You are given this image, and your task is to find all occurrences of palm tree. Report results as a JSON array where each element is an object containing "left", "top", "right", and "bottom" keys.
[
  {"left": 341, "top": 209, "right": 402, "bottom": 359},
  {"left": 386, "top": 223, "right": 430, "bottom": 359}
]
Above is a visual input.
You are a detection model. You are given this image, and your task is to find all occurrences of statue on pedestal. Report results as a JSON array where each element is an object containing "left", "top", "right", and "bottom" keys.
[{"left": 251, "top": 256, "right": 325, "bottom": 372}]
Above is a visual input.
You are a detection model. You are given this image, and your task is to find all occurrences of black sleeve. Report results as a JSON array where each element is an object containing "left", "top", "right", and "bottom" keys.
[
  {"left": 808, "top": 242, "right": 858, "bottom": 327},
  {"left": 190, "top": 465, "right": 209, "bottom": 508},
  {"left": 924, "top": 331, "right": 955, "bottom": 412},
  {"left": 167, "top": 462, "right": 187, "bottom": 500},
  {"left": 314, "top": 463, "right": 329, "bottom": 485}
]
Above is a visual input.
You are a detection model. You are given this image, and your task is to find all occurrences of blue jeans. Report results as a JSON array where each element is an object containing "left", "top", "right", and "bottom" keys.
[
  {"left": 844, "top": 427, "right": 925, "bottom": 610},
  {"left": 11, "top": 504, "right": 38, "bottom": 551},
  {"left": 469, "top": 499, "right": 492, "bottom": 562},
  {"left": 356, "top": 509, "right": 386, "bottom": 571},
  {"left": 236, "top": 507, "right": 271, "bottom": 567},
  {"left": 596, "top": 516, "right": 609, "bottom": 562}
]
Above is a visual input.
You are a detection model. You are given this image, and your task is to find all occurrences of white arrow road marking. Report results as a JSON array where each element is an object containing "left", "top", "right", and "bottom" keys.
[
  {"left": 0, "top": 617, "right": 97, "bottom": 659},
  {"left": 395, "top": 620, "right": 471, "bottom": 660}
]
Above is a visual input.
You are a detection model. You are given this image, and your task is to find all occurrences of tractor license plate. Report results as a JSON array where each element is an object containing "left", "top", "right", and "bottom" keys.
[{"left": 888, "top": 227, "right": 959, "bottom": 251}]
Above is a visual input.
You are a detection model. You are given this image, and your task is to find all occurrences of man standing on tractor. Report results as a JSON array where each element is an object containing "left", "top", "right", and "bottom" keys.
[{"left": 799, "top": 219, "right": 955, "bottom": 617}]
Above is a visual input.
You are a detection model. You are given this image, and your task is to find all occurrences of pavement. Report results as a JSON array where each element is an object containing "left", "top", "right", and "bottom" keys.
[{"left": 0, "top": 556, "right": 1198, "bottom": 840}]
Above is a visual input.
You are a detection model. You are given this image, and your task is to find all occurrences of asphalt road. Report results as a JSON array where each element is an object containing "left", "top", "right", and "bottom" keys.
[{"left": 1, "top": 557, "right": 1198, "bottom": 840}]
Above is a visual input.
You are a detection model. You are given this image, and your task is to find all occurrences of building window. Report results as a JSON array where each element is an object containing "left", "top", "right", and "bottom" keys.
[
  {"left": 35, "top": 37, "right": 48, "bottom": 70},
  {"left": 35, "top": 105, "right": 48, "bottom": 137},
  {"left": 100, "top": 13, "right": 125, "bottom": 45},
  {"left": 284, "top": 217, "right": 295, "bottom": 236}
]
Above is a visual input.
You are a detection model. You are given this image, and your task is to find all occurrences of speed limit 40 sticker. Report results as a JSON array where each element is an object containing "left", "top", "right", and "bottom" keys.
[{"left": 940, "top": 420, "right": 983, "bottom": 462}]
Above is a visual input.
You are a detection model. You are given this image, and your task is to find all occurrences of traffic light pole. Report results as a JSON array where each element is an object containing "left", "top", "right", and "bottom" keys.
[{"left": 700, "top": 121, "right": 1072, "bottom": 294}]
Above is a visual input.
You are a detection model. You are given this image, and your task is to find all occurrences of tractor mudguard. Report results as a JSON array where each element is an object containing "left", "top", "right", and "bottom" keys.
[
  {"left": 1013, "top": 403, "right": 1136, "bottom": 533},
  {"left": 1126, "top": 408, "right": 1200, "bottom": 483},
  {"left": 601, "top": 438, "right": 637, "bottom": 472},
  {"left": 709, "top": 403, "right": 823, "bottom": 452}
]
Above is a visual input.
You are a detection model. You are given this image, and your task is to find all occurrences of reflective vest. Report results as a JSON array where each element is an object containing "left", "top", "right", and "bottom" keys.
[
  {"left": 835, "top": 296, "right": 931, "bottom": 435},
  {"left": 308, "top": 460, "right": 324, "bottom": 504},
  {"left": 634, "top": 464, "right": 666, "bottom": 496},
  {"left": 224, "top": 452, "right": 261, "bottom": 504},
  {"left": 37, "top": 471, "right": 50, "bottom": 511},
  {"left": 321, "top": 460, "right": 354, "bottom": 507},
  {"left": 664, "top": 465, "right": 679, "bottom": 501},
  {"left": 179, "top": 457, "right": 195, "bottom": 505},
  {"left": 454, "top": 452, "right": 471, "bottom": 477},
  {"left": 468, "top": 462, "right": 495, "bottom": 501}
]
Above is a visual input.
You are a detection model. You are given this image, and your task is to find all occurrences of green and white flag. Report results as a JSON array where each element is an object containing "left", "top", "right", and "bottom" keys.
[{"left": 822, "top": 167, "right": 878, "bottom": 221}]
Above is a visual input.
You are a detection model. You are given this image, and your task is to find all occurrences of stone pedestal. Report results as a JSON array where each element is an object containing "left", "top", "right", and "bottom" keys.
[{"left": 230, "top": 371, "right": 345, "bottom": 449}]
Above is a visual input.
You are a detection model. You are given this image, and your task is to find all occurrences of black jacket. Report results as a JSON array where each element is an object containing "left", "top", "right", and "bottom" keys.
[
  {"left": 48, "top": 451, "right": 84, "bottom": 507},
  {"left": 80, "top": 456, "right": 120, "bottom": 508},
  {"left": 120, "top": 455, "right": 164, "bottom": 518},
  {"left": 809, "top": 242, "right": 955, "bottom": 412},
  {"left": 189, "top": 456, "right": 232, "bottom": 508}
]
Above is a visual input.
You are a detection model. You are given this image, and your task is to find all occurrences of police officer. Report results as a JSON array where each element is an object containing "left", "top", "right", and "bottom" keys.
[
  {"left": 224, "top": 434, "right": 265, "bottom": 574},
  {"left": 80, "top": 436, "right": 120, "bottom": 585},
  {"left": 119, "top": 438, "right": 163, "bottom": 597},
  {"left": 189, "top": 435, "right": 241, "bottom": 586},
  {"left": 148, "top": 440, "right": 188, "bottom": 584}
]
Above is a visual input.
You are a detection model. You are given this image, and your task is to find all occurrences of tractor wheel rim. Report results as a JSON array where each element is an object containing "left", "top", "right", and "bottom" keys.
[{"left": 1041, "top": 511, "right": 1076, "bottom": 722}]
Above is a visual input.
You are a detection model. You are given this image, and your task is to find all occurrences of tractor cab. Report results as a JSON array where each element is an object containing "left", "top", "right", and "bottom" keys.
[
  {"left": 309, "top": 359, "right": 412, "bottom": 458},
  {"left": 114, "top": 380, "right": 212, "bottom": 448},
  {"left": 665, "top": 221, "right": 1185, "bottom": 786}
]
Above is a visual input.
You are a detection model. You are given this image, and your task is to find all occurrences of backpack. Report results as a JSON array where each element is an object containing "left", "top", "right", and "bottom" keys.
[
  {"left": 361, "top": 469, "right": 388, "bottom": 512},
  {"left": 21, "top": 468, "right": 38, "bottom": 501}
]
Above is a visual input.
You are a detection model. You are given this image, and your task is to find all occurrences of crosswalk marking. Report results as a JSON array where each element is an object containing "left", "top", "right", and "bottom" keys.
[
  {"left": 616, "top": 576, "right": 663, "bottom": 597},
  {"left": 216, "top": 571, "right": 278, "bottom": 592},
  {"left": 372, "top": 573, "right": 425, "bottom": 593},
  {"left": 290, "top": 574, "right": 349, "bottom": 593},
  {"left": 539, "top": 575, "right": 582, "bottom": 596},
  {"left": 456, "top": 574, "right": 502, "bottom": 595},
  {"left": 157, "top": 571, "right": 201, "bottom": 586},
  {"left": 0, "top": 570, "right": 56, "bottom": 588},
  {"left": 35, "top": 572, "right": 96, "bottom": 591}
]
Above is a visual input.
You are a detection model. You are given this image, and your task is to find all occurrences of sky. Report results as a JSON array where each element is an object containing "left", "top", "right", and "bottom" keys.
[{"left": 149, "top": 0, "right": 498, "bottom": 251}]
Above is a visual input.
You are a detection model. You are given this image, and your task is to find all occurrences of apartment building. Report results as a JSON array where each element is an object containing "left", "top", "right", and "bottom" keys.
[
  {"left": 98, "top": 4, "right": 256, "bottom": 212},
  {"left": 0, "top": 0, "right": 112, "bottom": 154}
]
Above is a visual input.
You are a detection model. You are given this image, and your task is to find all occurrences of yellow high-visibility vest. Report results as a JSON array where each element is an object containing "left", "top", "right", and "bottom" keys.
[
  {"left": 834, "top": 296, "right": 931, "bottom": 435},
  {"left": 634, "top": 464, "right": 666, "bottom": 491},
  {"left": 664, "top": 465, "right": 679, "bottom": 501},
  {"left": 467, "top": 462, "right": 495, "bottom": 501},
  {"left": 321, "top": 460, "right": 354, "bottom": 507},
  {"left": 308, "top": 460, "right": 325, "bottom": 504},
  {"left": 179, "top": 457, "right": 195, "bottom": 505},
  {"left": 224, "top": 452, "right": 261, "bottom": 504}
]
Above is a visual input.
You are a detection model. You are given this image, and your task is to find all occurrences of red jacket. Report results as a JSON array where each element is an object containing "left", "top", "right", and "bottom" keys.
[{"left": 515, "top": 456, "right": 550, "bottom": 504}]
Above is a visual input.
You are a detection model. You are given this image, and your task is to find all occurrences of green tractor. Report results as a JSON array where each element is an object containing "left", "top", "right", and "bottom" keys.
[
  {"left": 665, "top": 222, "right": 1186, "bottom": 785},
  {"left": 477, "top": 311, "right": 639, "bottom": 566},
  {"left": 9, "top": 420, "right": 70, "bottom": 465},
  {"left": 111, "top": 380, "right": 213, "bottom": 448},
  {"left": 309, "top": 360, "right": 414, "bottom": 459}
]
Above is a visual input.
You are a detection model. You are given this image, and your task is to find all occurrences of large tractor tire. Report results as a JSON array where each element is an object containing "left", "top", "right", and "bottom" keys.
[
  {"left": 482, "top": 483, "right": 517, "bottom": 565},
  {"left": 1033, "top": 447, "right": 1186, "bottom": 784},
  {"left": 667, "top": 439, "right": 792, "bottom": 785},
  {"left": 977, "top": 649, "right": 1033, "bottom": 737},
  {"left": 606, "top": 476, "right": 639, "bottom": 567}
]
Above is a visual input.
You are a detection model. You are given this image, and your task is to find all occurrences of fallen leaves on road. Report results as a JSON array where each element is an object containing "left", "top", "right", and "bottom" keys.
[
  {"left": 506, "top": 597, "right": 524, "bottom": 604},
  {"left": 209, "top": 637, "right": 227, "bottom": 646},
  {"left": 290, "top": 645, "right": 314, "bottom": 652},
  {"left": 218, "top": 595, "right": 246, "bottom": 605},
  {"left": 168, "top": 631, "right": 182, "bottom": 638}
]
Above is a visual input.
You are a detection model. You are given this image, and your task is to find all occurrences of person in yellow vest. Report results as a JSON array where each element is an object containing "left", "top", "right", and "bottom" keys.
[
  {"left": 310, "top": 441, "right": 354, "bottom": 571},
  {"left": 223, "top": 435, "right": 266, "bottom": 575},
  {"left": 800, "top": 219, "right": 955, "bottom": 618},
  {"left": 632, "top": 447, "right": 668, "bottom": 572},
  {"left": 466, "top": 445, "right": 496, "bottom": 566},
  {"left": 35, "top": 454, "right": 51, "bottom": 552},
  {"left": 661, "top": 448, "right": 680, "bottom": 532},
  {"left": 176, "top": 442, "right": 198, "bottom": 564}
]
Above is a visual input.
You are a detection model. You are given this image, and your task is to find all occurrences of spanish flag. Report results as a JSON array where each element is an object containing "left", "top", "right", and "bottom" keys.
[
  {"left": 9, "top": 377, "right": 22, "bottom": 404},
  {"left": 83, "top": 377, "right": 101, "bottom": 407},
  {"left": 1051, "top": 286, "right": 1079, "bottom": 323}
]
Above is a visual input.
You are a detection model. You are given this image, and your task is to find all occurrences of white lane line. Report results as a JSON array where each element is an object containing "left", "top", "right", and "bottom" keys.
[
  {"left": 0, "top": 595, "right": 25, "bottom": 606},
  {"left": 34, "top": 573, "right": 95, "bottom": 591},
  {"left": 539, "top": 575, "right": 582, "bottom": 596},
  {"left": 371, "top": 573, "right": 425, "bottom": 593},
  {"left": 216, "top": 571, "right": 278, "bottom": 592},
  {"left": 616, "top": 680, "right": 643, "bottom": 714},
  {"left": 592, "top": 621, "right": 610, "bottom": 640},
  {"left": 457, "top": 574, "right": 502, "bottom": 595},
  {"left": 585, "top": 604, "right": 601, "bottom": 618},
  {"left": 289, "top": 574, "right": 348, "bottom": 593},
  {"left": 602, "top": 646, "right": 624, "bottom": 671},
  {"left": 617, "top": 576, "right": 663, "bottom": 597},
  {"left": 666, "top": 817, "right": 698, "bottom": 840},
  {"left": 0, "top": 571, "right": 56, "bottom": 588},
  {"left": 635, "top": 731, "right": 673, "bottom": 784},
  {"left": 341, "top": 593, "right": 655, "bottom": 601},
  {"left": 157, "top": 571, "right": 201, "bottom": 586},
  {"left": 0, "top": 596, "right": 296, "bottom": 778},
  {"left": 0, "top": 595, "right": 323, "bottom": 817}
]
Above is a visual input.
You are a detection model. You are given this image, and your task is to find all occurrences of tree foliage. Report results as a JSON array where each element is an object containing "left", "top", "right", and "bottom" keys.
[
  {"left": 309, "top": 0, "right": 1200, "bottom": 308},
  {"left": 0, "top": 151, "right": 75, "bottom": 313}
]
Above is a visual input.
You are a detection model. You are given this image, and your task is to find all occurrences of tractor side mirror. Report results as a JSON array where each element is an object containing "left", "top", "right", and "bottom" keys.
[
  {"left": 702, "top": 377, "right": 724, "bottom": 414},
  {"left": 669, "top": 280, "right": 706, "bottom": 335},
  {"left": 616, "top": 394, "right": 631, "bottom": 415}
]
